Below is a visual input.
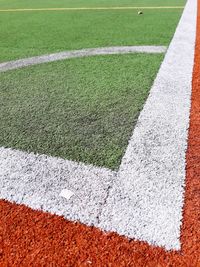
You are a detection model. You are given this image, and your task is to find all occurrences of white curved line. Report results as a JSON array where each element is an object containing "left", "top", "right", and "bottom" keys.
[{"left": 0, "top": 46, "right": 167, "bottom": 72}]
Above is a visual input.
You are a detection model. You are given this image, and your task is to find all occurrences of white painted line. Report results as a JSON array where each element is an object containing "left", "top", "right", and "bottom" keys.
[
  {"left": 60, "top": 189, "right": 74, "bottom": 200},
  {"left": 99, "top": 0, "right": 196, "bottom": 250},
  {"left": 0, "top": 7, "right": 184, "bottom": 12},
  {"left": 0, "top": 0, "right": 196, "bottom": 251},
  {"left": 0, "top": 147, "right": 116, "bottom": 225},
  {"left": 0, "top": 46, "right": 167, "bottom": 72}
]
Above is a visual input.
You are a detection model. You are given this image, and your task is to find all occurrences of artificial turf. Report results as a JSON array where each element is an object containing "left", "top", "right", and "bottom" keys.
[
  {"left": 0, "top": 0, "right": 186, "bottom": 9},
  {"left": 0, "top": 0, "right": 184, "bottom": 168},
  {"left": 0, "top": 8, "right": 183, "bottom": 62},
  {"left": 0, "top": 54, "right": 163, "bottom": 169}
]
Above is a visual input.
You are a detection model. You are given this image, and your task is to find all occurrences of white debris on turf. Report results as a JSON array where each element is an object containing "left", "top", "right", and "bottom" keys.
[{"left": 59, "top": 189, "right": 74, "bottom": 200}]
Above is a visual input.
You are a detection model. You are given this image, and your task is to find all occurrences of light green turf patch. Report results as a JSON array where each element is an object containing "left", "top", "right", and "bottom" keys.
[
  {"left": 0, "top": 0, "right": 186, "bottom": 9},
  {"left": 0, "top": 9, "right": 182, "bottom": 62},
  {"left": 0, "top": 54, "right": 163, "bottom": 169}
]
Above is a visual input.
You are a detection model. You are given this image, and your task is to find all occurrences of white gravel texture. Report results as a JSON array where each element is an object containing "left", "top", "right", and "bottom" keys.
[
  {"left": 0, "top": 0, "right": 196, "bottom": 251},
  {"left": 0, "top": 46, "right": 166, "bottom": 72}
]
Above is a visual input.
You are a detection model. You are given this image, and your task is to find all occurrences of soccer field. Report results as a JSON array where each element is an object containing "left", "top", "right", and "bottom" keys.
[
  {"left": 0, "top": 0, "right": 185, "bottom": 62},
  {"left": 2, "top": 1, "right": 200, "bottom": 266},
  {"left": 0, "top": 0, "right": 185, "bottom": 169}
]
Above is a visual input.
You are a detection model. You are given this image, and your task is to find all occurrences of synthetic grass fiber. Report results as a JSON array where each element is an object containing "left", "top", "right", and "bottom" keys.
[
  {"left": 0, "top": 0, "right": 186, "bottom": 9},
  {"left": 0, "top": 7, "right": 183, "bottom": 62},
  {"left": 0, "top": 54, "right": 163, "bottom": 169}
]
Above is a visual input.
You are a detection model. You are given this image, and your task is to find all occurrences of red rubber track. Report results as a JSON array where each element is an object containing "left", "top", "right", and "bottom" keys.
[{"left": 1, "top": 2, "right": 200, "bottom": 266}]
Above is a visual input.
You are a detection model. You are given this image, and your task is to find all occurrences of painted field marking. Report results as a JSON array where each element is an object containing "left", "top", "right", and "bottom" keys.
[
  {"left": 97, "top": 0, "right": 196, "bottom": 250},
  {"left": 0, "top": 6, "right": 184, "bottom": 12},
  {"left": 0, "top": 46, "right": 167, "bottom": 72},
  {"left": 0, "top": 0, "right": 196, "bottom": 251}
]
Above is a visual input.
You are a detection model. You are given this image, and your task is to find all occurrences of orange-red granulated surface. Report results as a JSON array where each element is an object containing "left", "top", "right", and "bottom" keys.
[{"left": 1, "top": 3, "right": 200, "bottom": 267}]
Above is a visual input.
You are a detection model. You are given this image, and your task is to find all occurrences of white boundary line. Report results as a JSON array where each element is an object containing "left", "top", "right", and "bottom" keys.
[
  {"left": 99, "top": 0, "right": 196, "bottom": 250},
  {"left": 0, "top": 46, "right": 166, "bottom": 72},
  {"left": 0, "top": 7, "right": 184, "bottom": 12},
  {"left": 0, "top": 0, "right": 196, "bottom": 250}
]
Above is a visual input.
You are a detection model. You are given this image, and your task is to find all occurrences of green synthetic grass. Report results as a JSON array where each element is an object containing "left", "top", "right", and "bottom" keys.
[
  {"left": 0, "top": 0, "right": 186, "bottom": 9},
  {"left": 0, "top": 1, "right": 184, "bottom": 170},
  {"left": 0, "top": 54, "right": 163, "bottom": 169},
  {"left": 0, "top": 9, "right": 183, "bottom": 62}
]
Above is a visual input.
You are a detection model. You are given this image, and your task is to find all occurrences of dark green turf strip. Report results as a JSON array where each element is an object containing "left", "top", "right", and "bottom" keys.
[
  {"left": 0, "top": 9, "right": 182, "bottom": 62},
  {"left": 0, "top": 54, "right": 163, "bottom": 169}
]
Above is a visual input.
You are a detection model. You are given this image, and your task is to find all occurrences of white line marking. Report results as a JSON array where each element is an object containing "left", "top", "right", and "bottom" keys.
[
  {"left": 0, "top": 147, "right": 116, "bottom": 225},
  {"left": 0, "top": 46, "right": 167, "bottom": 72},
  {"left": 99, "top": 0, "right": 196, "bottom": 250},
  {"left": 0, "top": 7, "right": 184, "bottom": 12},
  {"left": 0, "top": 0, "right": 196, "bottom": 251}
]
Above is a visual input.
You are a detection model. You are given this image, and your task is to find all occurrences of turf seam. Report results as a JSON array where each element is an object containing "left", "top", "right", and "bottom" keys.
[{"left": 96, "top": 184, "right": 113, "bottom": 224}]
